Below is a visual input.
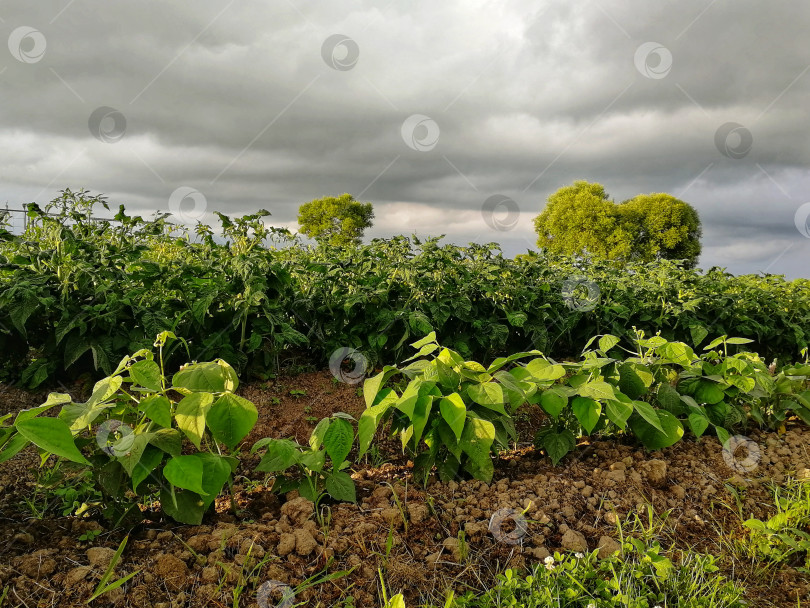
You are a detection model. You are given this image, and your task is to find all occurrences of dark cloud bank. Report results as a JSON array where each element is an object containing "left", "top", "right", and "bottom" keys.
[{"left": 2, "top": 0, "right": 809, "bottom": 277}]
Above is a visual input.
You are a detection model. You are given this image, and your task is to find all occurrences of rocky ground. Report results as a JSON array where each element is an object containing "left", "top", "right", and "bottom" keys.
[{"left": 0, "top": 371, "right": 809, "bottom": 607}]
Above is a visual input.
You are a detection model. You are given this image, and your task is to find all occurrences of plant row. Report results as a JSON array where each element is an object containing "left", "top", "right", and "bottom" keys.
[
  {"left": 2, "top": 192, "right": 810, "bottom": 386},
  {"left": 1, "top": 329, "right": 809, "bottom": 525}
]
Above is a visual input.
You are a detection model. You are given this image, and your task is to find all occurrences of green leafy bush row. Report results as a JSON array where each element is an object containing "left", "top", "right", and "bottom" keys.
[
  {"left": 2, "top": 191, "right": 810, "bottom": 386},
  {"left": 1, "top": 330, "right": 809, "bottom": 524},
  {"left": 362, "top": 332, "right": 810, "bottom": 481}
]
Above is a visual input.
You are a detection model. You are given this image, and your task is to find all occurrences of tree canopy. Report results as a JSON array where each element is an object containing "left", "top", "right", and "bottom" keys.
[
  {"left": 533, "top": 180, "right": 702, "bottom": 267},
  {"left": 297, "top": 194, "right": 374, "bottom": 246}
]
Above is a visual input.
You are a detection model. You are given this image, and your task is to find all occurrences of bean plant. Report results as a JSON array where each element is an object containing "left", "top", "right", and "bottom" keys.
[
  {"left": 3, "top": 190, "right": 810, "bottom": 388},
  {"left": 251, "top": 413, "right": 358, "bottom": 505},
  {"left": 360, "top": 332, "right": 810, "bottom": 477},
  {"left": 0, "top": 332, "right": 258, "bottom": 524}
]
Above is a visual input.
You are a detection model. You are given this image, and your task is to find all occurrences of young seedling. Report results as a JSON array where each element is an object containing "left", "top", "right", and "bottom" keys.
[{"left": 86, "top": 535, "right": 140, "bottom": 604}]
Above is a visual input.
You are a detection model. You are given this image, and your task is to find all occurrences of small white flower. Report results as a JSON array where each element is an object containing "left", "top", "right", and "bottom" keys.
[
  {"left": 545, "top": 563, "right": 555, "bottom": 571},
  {"left": 653, "top": 605, "right": 662, "bottom": 608},
  {"left": 575, "top": 552, "right": 584, "bottom": 559},
  {"left": 587, "top": 604, "right": 596, "bottom": 608},
  {"left": 543, "top": 556, "right": 555, "bottom": 564}
]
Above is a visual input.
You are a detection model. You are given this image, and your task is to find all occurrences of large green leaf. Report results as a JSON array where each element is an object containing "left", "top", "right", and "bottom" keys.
[
  {"left": 309, "top": 417, "right": 331, "bottom": 451},
  {"left": 656, "top": 383, "right": 684, "bottom": 414},
  {"left": 175, "top": 392, "right": 214, "bottom": 448},
  {"left": 85, "top": 376, "right": 124, "bottom": 408},
  {"left": 16, "top": 418, "right": 89, "bottom": 464},
  {"left": 605, "top": 398, "right": 633, "bottom": 430},
  {"left": 15, "top": 393, "right": 71, "bottom": 424},
  {"left": 410, "top": 394, "right": 433, "bottom": 448},
  {"left": 128, "top": 360, "right": 162, "bottom": 392},
  {"left": 657, "top": 342, "right": 695, "bottom": 367},
  {"left": 459, "top": 417, "right": 495, "bottom": 482},
  {"left": 396, "top": 379, "right": 424, "bottom": 419},
  {"left": 300, "top": 449, "right": 326, "bottom": 473},
  {"left": 439, "top": 393, "right": 466, "bottom": 440},
  {"left": 690, "top": 324, "right": 709, "bottom": 348},
  {"left": 363, "top": 366, "right": 398, "bottom": 409},
  {"left": 324, "top": 417, "right": 353, "bottom": 467},
  {"left": 467, "top": 382, "right": 507, "bottom": 414},
  {"left": 206, "top": 393, "right": 258, "bottom": 450},
  {"left": 618, "top": 364, "right": 647, "bottom": 399},
  {"left": 254, "top": 439, "right": 301, "bottom": 472},
  {"left": 598, "top": 334, "right": 621, "bottom": 353},
  {"left": 194, "top": 452, "right": 234, "bottom": 508},
  {"left": 163, "top": 455, "right": 208, "bottom": 495},
  {"left": 542, "top": 429, "right": 576, "bottom": 465},
  {"left": 0, "top": 433, "right": 30, "bottom": 464},
  {"left": 726, "top": 374, "right": 756, "bottom": 393},
  {"left": 131, "top": 446, "right": 164, "bottom": 491},
  {"left": 539, "top": 388, "right": 568, "bottom": 419},
  {"left": 437, "top": 454, "right": 460, "bottom": 482},
  {"left": 632, "top": 400, "right": 664, "bottom": 433},
  {"left": 325, "top": 471, "right": 356, "bottom": 502},
  {"left": 525, "top": 359, "right": 566, "bottom": 382},
  {"left": 160, "top": 487, "right": 206, "bottom": 525},
  {"left": 695, "top": 381, "right": 726, "bottom": 405},
  {"left": 726, "top": 337, "right": 754, "bottom": 345},
  {"left": 578, "top": 381, "right": 617, "bottom": 401},
  {"left": 466, "top": 381, "right": 504, "bottom": 405},
  {"left": 572, "top": 396, "right": 601, "bottom": 434},
  {"left": 357, "top": 389, "right": 397, "bottom": 458},
  {"left": 149, "top": 428, "right": 182, "bottom": 457},
  {"left": 687, "top": 407, "right": 710, "bottom": 438},
  {"left": 118, "top": 432, "right": 154, "bottom": 477},
  {"left": 486, "top": 351, "right": 542, "bottom": 373},
  {"left": 628, "top": 410, "right": 684, "bottom": 450},
  {"left": 172, "top": 360, "right": 238, "bottom": 393},
  {"left": 437, "top": 421, "right": 463, "bottom": 461},
  {"left": 140, "top": 395, "right": 171, "bottom": 428}
]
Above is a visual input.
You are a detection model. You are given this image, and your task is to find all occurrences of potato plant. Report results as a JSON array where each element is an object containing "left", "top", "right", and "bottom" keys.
[{"left": 0, "top": 332, "right": 258, "bottom": 525}]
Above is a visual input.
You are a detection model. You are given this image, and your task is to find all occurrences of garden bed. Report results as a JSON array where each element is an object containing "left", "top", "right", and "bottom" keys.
[{"left": 1, "top": 371, "right": 808, "bottom": 607}]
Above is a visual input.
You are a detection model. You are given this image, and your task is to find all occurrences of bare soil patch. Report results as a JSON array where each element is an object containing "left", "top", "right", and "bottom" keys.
[{"left": 1, "top": 371, "right": 809, "bottom": 607}]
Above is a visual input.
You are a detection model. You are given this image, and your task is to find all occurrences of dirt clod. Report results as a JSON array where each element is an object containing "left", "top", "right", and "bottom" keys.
[
  {"left": 561, "top": 529, "right": 588, "bottom": 553},
  {"left": 86, "top": 546, "right": 116, "bottom": 570},
  {"left": 152, "top": 553, "right": 189, "bottom": 591},
  {"left": 597, "top": 535, "right": 622, "bottom": 559}
]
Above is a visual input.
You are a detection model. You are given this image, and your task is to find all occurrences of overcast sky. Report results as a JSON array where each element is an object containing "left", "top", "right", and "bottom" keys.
[{"left": 2, "top": 1, "right": 809, "bottom": 277}]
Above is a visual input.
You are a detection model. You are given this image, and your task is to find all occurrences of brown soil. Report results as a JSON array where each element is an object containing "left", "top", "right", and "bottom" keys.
[{"left": 0, "top": 371, "right": 809, "bottom": 607}]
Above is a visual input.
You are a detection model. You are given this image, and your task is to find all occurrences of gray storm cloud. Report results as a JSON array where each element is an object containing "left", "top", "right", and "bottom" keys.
[{"left": 1, "top": 0, "right": 809, "bottom": 277}]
